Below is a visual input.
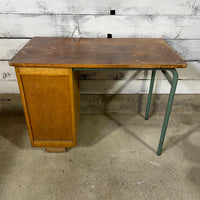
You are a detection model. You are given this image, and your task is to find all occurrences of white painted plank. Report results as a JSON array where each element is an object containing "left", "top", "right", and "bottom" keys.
[
  {"left": 111, "top": 0, "right": 200, "bottom": 15},
  {"left": 1, "top": 60, "right": 200, "bottom": 81},
  {"left": 0, "top": 14, "right": 200, "bottom": 39},
  {"left": 0, "top": 80, "right": 19, "bottom": 93},
  {"left": 0, "top": 39, "right": 200, "bottom": 60},
  {"left": 0, "top": 61, "right": 16, "bottom": 80},
  {"left": 177, "top": 62, "right": 200, "bottom": 79},
  {"left": 0, "top": 0, "right": 199, "bottom": 15},
  {"left": 0, "top": 39, "right": 29, "bottom": 60},
  {"left": 0, "top": 14, "right": 76, "bottom": 38},
  {"left": 81, "top": 15, "right": 200, "bottom": 39},
  {"left": 167, "top": 40, "right": 200, "bottom": 60}
]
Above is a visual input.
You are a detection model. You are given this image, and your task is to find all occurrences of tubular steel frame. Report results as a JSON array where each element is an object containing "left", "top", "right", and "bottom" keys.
[{"left": 74, "top": 68, "right": 178, "bottom": 155}]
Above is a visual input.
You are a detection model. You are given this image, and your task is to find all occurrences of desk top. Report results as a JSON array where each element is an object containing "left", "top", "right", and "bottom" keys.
[{"left": 10, "top": 37, "right": 186, "bottom": 69}]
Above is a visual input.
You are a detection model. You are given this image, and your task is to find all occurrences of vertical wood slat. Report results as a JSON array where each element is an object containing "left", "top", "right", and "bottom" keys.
[
  {"left": 15, "top": 67, "right": 34, "bottom": 145},
  {"left": 69, "top": 70, "right": 80, "bottom": 144}
]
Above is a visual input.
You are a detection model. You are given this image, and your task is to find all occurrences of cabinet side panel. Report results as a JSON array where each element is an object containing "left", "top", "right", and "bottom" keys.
[
  {"left": 73, "top": 71, "right": 80, "bottom": 134},
  {"left": 15, "top": 67, "right": 34, "bottom": 145},
  {"left": 68, "top": 70, "right": 80, "bottom": 146},
  {"left": 21, "top": 75, "right": 73, "bottom": 141}
]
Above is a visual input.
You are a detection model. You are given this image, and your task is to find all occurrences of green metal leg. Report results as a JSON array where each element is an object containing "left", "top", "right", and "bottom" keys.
[
  {"left": 157, "top": 69, "right": 178, "bottom": 155},
  {"left": 145, "top": 69, "right": 156, "bottom": 120},
  {"left": 74, "top": 68, "right": 178, "bottom": 156}
]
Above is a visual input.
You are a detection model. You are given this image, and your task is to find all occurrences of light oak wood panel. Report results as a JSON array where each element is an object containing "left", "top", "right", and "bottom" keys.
[
  {"left": 33, "top": 140, "right": 75, "bottom": 147},
  {"left": 15, "top": 67, "right": 34, "bottom": 146},
  {"left": 72, "top": 70, "right": 80, "bottom": 137},
  {"left": 15, "top": 67, "right": 79, "bottom": 147},
  {"left": 19, "top": 67, "right": 69, "bottom": 76},
  {"left": 21, "top": 75, "right": 72, "bottom": 140}
]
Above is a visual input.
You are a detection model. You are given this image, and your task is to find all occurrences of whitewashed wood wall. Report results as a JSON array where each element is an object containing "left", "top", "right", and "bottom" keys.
[{"left": 0, "top": 0, "right": 200, "bottom": 94}]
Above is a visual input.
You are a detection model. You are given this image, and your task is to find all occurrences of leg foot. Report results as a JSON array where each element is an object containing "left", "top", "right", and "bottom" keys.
[
  {"left": 156, "top": 151, "right": 161, "bottom": 156},
  {"left": 46, "top": 147, "right": 66, "bottom": 153}
]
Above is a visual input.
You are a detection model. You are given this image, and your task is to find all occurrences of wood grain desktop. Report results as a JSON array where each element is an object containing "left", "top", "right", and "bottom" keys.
[{"left": 10, "top": 37, "right": 186, "bottom": 68}]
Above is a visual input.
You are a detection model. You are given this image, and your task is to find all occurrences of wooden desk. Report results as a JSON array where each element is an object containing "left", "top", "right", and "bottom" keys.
[{"left": 10, "top": 38, "right": 186, "bottom": 155}]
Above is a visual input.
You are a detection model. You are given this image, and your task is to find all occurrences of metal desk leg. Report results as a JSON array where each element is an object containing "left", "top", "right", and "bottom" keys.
[
  {"left": 145, "top": 69, "right": 156, "bottom": 120},
  {"left": 157, "top": 69, "right": 178, "bottom": 155}
]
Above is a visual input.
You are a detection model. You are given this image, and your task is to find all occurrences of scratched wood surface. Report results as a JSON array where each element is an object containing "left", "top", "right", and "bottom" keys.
[
  {"left": 10, "top": 37, "right": 186, "bottom": 68},
  {"left": 1, "top": 39, "right": 199, "bottom": 60}
]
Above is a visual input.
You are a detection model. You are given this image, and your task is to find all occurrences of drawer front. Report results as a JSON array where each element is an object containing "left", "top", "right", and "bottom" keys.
[
  {"left": 20, "top": 70, "right": 73, "bottom": 141},
  {"left": 19, "top": 67, "right": 69, "bottom": 76}
]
